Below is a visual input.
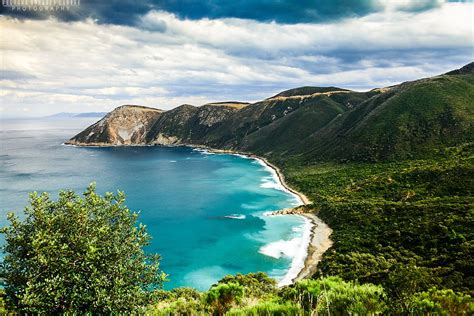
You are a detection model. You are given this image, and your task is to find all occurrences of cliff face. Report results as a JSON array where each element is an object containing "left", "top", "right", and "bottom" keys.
[
  {"left": 67, "top": 102, "right": 249, "bottom": 146},
  {"left": 67, "top": 105, "right": 163, "bottom": 146},
  {"left": 67, "top": 63, "right": 474, "bottom": 162}
]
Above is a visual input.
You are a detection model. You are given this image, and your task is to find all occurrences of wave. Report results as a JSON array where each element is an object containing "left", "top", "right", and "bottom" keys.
[
  {"left": 252, "top": 158, "right": 302, "bottom": 206},
  {"left": 223, "top": 214, "right": 246, "bottom": 220},
  {"left": 259, "top": 238, "right": 301, "bottom": 259},
  {"left": 260, "top": 176, "right": 285, "bottom": 191},
  {"left": 258, "top": 216, "right": 313, "bottom": 286},
  {"left": 192, "top": 148, "right": 215, "bottom": 155},
  {"left": 233, "top": 153, "right": 251, "bottom": 159}
]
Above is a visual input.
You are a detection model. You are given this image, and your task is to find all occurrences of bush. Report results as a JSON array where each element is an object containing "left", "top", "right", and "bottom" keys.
[
  {"left": 0, "top": 184, "right": 166, "bottom": 314},
  {"left": 171, "top": 287, "right": 202, "bottom": 301},
  {"left": 282, "top": 276, "right": 387, "bottom": 315},
  {"left": 409, "top": 288, "right": 474, "bottom": 315},
  {"left": 217, "top": 272, "right": 277, "bottom": 298},
  {"left": 147, "top": 297, "right": 203, "bottom": 315},
  {"left": 204, "top": 282, "right": 244, "bottom": 315},
  {"left": 227, "top": 301, "right": 302, "bottom": 315}
]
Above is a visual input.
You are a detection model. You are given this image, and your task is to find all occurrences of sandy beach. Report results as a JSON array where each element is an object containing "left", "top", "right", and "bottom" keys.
[{"left": 294, "top": 213, "right": 333, "bottom": 281}]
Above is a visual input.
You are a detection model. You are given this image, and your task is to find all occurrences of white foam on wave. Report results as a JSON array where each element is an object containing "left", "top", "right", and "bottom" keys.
[
  {"left": 169, "top": 160, "right": 177, "bottom": 163},
  {"left": 234, "top": 153, "right": 251, "bottom": 159},
  {"left": 252, "top": 157, "right": 303, "bottom": 206},
  {"left": 223, "top": 214, "right": 246, "bottom": 220},
  {"left": 193, "top": 148, "right": 215, "bottom": 155},
  {"left": 258, "top": 215, "right": 313, "bottom": 286},
  {"left": 259, "top": 237, "right": 301, "bottom": 259}
]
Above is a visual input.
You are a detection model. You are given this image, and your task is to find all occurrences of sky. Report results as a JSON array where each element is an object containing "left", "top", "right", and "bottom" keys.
[{"left": 0, "top": 0, "right": 473, "bottom": 117}]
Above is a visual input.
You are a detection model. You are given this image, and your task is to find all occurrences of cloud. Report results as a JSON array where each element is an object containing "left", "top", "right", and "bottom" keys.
[
  {"left": 0, "top": 0, "right": 459, "bottom": 26},
  {"left": 0, "top": 2, "right": 472, "bottom": 117}
]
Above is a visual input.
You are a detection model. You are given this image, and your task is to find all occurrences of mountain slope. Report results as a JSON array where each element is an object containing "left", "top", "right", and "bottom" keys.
[
  {"left": 296, "top": 73, "right": 474, "bottom": 162},
  {"left": 68, "top": 63, "right": 474, "bottom": 163}
]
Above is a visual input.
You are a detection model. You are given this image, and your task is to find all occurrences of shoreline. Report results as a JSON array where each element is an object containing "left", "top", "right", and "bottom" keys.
[
  {"left": 294, "top": 213, "right": 333, "bottom": 282},
  {"left": 66, "top": 141, "right": 332, "bottom": 286},
  {"left": 191, "top": 146, "right": 332, "bottom": 286}
]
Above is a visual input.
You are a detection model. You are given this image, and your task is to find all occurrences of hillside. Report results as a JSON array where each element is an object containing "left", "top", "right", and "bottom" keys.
[
  {"left": 295, "top": 73, "right": 474, "bottom": 162},
  {"left": 68, "top": 63, "right": 474, "bottom": 164}
]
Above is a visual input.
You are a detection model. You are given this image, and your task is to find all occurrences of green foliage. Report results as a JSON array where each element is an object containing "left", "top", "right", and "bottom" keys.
[
  {"left": 0, "top": 290, "right": 16, "bottom": 315},
  {"left": 295, "top": 74, "right": 474, "bottom": 162},
  {"left": 284, "top": 144, "right": 474, "bottom": 312},
  {"left": 171, "top": 287, "right": 202, "bottom": 301},
  {"left": 227, "top": 301, "right": 302, "bottom": 315},
  {"left": 409, "top": 288, "right": 474, "bottom": 315},
  {"left": 147, "top": 274, "right": 390, "bottom": 315},
  {"left": 204, "top": 282, "right": 244, "bottom": 315},
  {"left": 0, "top": 184, "right": 166, "bottom": 314},
  {"left": 217, "top": 272, "right": 277, "bottom": 298},
  {"left": 281, "top": 276, "right": 386, "bottom": 315},
  {"left": 147, "top": 296, "right": 204, "bottom": 315}
]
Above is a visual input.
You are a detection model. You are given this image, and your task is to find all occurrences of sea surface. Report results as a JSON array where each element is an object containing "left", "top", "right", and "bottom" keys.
[{"left": 0, "top": 118, "right": 308, "bottom": 290}]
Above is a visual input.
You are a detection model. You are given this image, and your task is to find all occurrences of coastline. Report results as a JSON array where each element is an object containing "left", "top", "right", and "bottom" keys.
[
  {"left": 193, "top": 146, "right": 332, "bottom": 286},
  {"left": 294, "top": 213, "right": 333, "bottom": 282},
  {"left": 66, "top": 141, "right": 332, "bottom": 286}
]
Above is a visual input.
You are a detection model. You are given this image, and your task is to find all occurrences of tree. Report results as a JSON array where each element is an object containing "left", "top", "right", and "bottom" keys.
[{"left": 0, "top": 184, "right": 166, "bottom": 313}]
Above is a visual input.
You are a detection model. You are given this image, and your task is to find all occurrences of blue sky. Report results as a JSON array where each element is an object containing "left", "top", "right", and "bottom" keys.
[{"left": 0, "top": 0, "right": 473, "bottom": 117}]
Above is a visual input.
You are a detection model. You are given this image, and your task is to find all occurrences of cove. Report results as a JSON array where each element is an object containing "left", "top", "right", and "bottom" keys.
[{"left": 0, "top": 119, "right": 308, "bottom": 290}]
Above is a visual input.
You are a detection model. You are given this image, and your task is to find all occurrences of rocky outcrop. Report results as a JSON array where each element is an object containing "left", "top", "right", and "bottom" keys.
[
  {"left": 66, "top": 105, "right": 163, "bottom": 146},
  {"left": 67, "top": 102, "right": 249, "bottom": 146}
]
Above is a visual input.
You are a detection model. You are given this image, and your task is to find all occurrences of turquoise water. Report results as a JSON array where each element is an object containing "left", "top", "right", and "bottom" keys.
[{"left": 0, "top": 119, "right": 308, "bottom": 290}]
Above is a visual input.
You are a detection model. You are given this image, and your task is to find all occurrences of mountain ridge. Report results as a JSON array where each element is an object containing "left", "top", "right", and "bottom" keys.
[{"left": 67, "top": 62, "right": 474, "bottom": 162}]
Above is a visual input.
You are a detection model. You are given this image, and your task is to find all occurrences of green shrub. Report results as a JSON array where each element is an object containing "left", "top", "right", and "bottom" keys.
[
  {"left": 171, "top": 287, "right": 202, "bottom": 301},
  {"left": 0, "top": 184, "right": 166, "bottom": 314},
  {"left": 217, "top": 272, "right": 277, "bottom": 298},
  {"left": 409, "top": 288, "right": 474, "bottom": 315},
  {"left": 227, "top": 301, "right": 302, "bottom": 316},
  {"left": 204, "top": 282, "right": 244, "bottom": 315},
  {"left": 282, "top": 276, "right": 386, "bottom": 315},
  {"left": 147, "top": 297, "right": 203, "bottom": 315}
]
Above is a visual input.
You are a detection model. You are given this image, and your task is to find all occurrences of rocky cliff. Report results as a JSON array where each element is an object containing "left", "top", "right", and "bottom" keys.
[
  {"left": 67, "top": 105, "right": 163, "bottom": 146},
  {"left": 67, "top": 63, "right": 474, "bottom": 162}
]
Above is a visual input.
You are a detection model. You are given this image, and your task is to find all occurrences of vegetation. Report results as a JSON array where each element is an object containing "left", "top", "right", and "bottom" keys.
[
  {"left": 283, "top": 143, "right": 474, "bottom": 313},
  {"left": 0, "top": 184, "right": 166, "bottom": 314}
]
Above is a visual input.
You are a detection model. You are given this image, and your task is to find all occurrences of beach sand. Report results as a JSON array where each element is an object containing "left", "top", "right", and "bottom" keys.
[{"left": 294, "top": 213, "right": 333, "bottom": 282}]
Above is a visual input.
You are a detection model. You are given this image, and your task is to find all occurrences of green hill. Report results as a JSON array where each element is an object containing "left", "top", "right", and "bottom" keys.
[
  {"left": 69, "top": 63, "right": 474, "bottom": 165},
  {"left": 296, "top": 73, "right": 474, "bottom": 162}
]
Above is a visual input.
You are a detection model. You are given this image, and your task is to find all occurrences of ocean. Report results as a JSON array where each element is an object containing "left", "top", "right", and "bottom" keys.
[{"left": 0, "top": 118, "right": 309, "bottom": 290}]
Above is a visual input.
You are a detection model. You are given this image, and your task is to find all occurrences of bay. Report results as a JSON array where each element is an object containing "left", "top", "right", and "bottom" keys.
[{"left": 0, "top": 118, "right": 307, "bottom": 290}]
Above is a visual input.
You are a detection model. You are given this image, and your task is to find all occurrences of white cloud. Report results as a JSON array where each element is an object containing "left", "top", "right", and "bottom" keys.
[{"left": 0, "top": 2, "right": 472, "bottom": 117}]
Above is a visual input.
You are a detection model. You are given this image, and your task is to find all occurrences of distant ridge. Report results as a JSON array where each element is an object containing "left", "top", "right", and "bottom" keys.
[
  {"left": 269, "top": 86, "right": 350, "bottom": 99},
  {"left": 68, "top": 62, "right": 474, "bottom": 162}
]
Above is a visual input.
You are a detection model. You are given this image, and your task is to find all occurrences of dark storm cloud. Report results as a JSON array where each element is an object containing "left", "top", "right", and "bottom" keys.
[{"left": 0, "top": 0, "right": 460, "bottom": 26}]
